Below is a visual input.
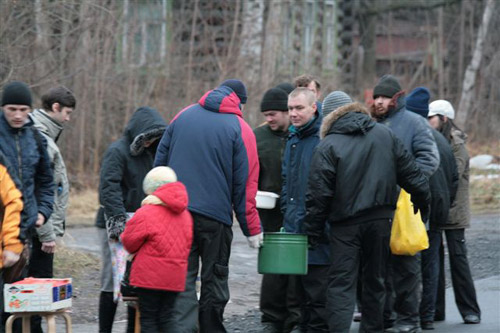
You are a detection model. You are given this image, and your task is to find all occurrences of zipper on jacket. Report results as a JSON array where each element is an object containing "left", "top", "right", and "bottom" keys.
[{"left": 15, "top": 133, "right": 23, "bottom": 183}]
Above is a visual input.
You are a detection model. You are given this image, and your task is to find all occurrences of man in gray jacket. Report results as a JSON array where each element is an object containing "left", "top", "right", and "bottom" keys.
[
  {"left": 29, "top": 86, "right": 75, "bottom": 333},
  {"left": 371, "top": 75, "right": 439, "bottom": 333},
  {"left": 29, "top": 86, "right": 75, "bottom": 278}
]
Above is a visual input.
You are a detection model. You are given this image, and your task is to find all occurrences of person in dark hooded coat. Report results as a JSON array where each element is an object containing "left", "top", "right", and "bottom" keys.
[{"left": 95, "top": 106, "right": 166, "bottom": 333}]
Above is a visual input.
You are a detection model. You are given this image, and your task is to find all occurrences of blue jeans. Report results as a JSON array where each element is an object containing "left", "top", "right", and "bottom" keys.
[{"left": 420, "top": 230, "right": 442, "bottom": 322}]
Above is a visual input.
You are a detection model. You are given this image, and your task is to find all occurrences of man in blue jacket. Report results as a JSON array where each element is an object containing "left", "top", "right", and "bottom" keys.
[
  {"left": 0, "top": 81, "right": 54, "bottom": 241},
  {"left": 0, "top": 81, "right": 54, "bottom": 332},
  {"left": 154, "top": 79, "right": 262, "bottom": 333},
  {"left": 371, "top": 75, "right": 439, "bottom": 333},
  {"left": 281, "top": 87, "right": 328, "bottom": 332}
]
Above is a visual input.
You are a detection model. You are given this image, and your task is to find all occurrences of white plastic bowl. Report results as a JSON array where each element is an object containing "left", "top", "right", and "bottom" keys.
[{"left": 256, "top": 191, "right": 280, "bottom": 209}]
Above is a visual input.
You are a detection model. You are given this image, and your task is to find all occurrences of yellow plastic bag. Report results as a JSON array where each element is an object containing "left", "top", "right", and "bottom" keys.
[{"left": 390, "top": 189, "right": 429, "bottom": 256}]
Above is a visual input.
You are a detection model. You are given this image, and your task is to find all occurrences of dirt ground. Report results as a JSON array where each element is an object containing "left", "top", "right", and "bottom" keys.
[{"left": 56, "top": 213, "right": 499, "bottom": 330}]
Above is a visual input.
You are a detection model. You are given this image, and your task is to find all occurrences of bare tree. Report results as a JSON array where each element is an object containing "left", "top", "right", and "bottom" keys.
[{"left": 456, "top": 0, "right": 495, "bottom": 128}]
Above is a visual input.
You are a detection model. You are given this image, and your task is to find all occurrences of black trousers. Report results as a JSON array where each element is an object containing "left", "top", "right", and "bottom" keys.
[
  {"left": 28, "top": 236, "right": 54, "bottom": 333},
  {"left": 137, "top": 288, "right": 178, "bottom": 333},
  {"left": 28, "top": 236, "right": 54, "bottom": 278},
  {"left": 259, "top": 205, "right": 302, "bottom": 332},
  {"left": 385, "top": 252, "right": 421, "bottom": 327},
  {"left": 171, "top": 213, "right": 233, "bottom": 333},
  {"left": 435, "top": 229, "right": 481, "bottom": 320},
  {"left": 301, "top": 265, "right": 329, "bottom": 333},
  {"left": 420, "top": 230, "right": 441, "bottom": 322},
  {"left": 327, "top": 219, "right": 391, "bottom": 333},
  {"left": 260, "top": 273, "right": 302, "bottom": 332}
]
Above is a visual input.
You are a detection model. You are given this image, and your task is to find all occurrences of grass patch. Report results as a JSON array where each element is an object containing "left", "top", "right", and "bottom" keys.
[
  {"left": 470, "top": 177, "right": 500, "bottom": 214},
  {"left": 53, "top": 246, "right": 100, "bottom": 280},
  {"left": 66, "top": 189, "right": 99, "bottom": 227},
  {"left": 468, "top": 140, "right": 500, "bottom": 158}
]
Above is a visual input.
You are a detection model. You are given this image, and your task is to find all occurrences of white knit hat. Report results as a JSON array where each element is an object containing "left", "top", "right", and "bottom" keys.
[
  {"left": 143, "top": 166, "right": 177, "bottom": 195},
  {"left": 428, "top": 100, "right": 455, "bottom": 119}
]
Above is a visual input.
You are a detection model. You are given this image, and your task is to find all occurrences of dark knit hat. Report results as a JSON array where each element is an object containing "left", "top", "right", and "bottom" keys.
[
  {"left": 220, "top": 79, "right": 247, "bottom": 104},
  {"left": 373, "top": 75, "right": 402, "bottom": 98},
  {"left": 275, "top": 82, "right": 294, "bottom": 95},
  {"left": 1, "top": 81, "right": 32, "bottom": 107},
  {"left": 261, "top": 88, "right": 289, "bottom": 112},
  {"left": 322, "top": 91, "right": 353, "bottom": 117},
  {"left": 405, "top": 87, "right": 430, "bottom": 118}
]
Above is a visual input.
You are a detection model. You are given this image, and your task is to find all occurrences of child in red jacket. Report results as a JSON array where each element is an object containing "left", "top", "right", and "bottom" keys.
[{"left": 121, "top": 166, "right": 193, "bottom": 333}]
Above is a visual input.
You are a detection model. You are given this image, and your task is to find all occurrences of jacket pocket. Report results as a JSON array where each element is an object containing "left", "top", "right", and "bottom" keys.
[{"left": 453, "top": 237, "right": 467, "bottom": 256}]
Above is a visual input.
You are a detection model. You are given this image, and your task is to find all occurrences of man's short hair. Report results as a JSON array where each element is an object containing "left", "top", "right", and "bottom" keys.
[
  {"left": 289, "top": 87, "right": 316, "bottom": 106},
  {"left": 41, "top": 86, "right": 76, "bottom": 110},
  {"left": 294, "top": 74, "right": 321, "bottom": 91}
]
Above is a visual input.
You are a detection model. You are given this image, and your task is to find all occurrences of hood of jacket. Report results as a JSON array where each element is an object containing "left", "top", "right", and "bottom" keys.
[
  {"left": 124, "top": 107, "right": 167, "bottom": 156},
  {"left": 152, "top": 181, "right": 189, "bottom": 214},
  {"left": 198, "top": 86, "right": 243, "bottom": 117},
  {"left": 30, "top": 109, "right": 63, "bottom": 142},
  {"left": 320, "top": 102, "right": 374, "bottom": 138}
]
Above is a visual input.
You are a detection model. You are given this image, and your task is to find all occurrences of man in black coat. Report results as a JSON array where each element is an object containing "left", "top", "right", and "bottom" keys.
[
  {"left": 304, "top": 92, "right": 430, "bottom": 333},
  {"left": 95, "top": 106, "right": 166, "bottom": 333},
  {"left": 405, "top": 88, "right": 459, "bottom": 330}
]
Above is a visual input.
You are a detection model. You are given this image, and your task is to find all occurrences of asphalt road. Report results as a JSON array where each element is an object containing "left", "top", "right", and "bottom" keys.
[{"left": 59, "top": 213, "right": 499, "bottom": 332}]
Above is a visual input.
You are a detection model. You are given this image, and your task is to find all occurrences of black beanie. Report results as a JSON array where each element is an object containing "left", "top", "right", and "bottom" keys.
[
  {"left": 373, "top": 75, "right": 402, "bottom": 98},
  {"left": 261, "top": 88, "right": 289, "bottom": 112},
  {"left": 220, "top": 79, "right": 247, "bottom": 104},
  {"left": 1, "top": 81, "right": 32, "bottom": 107},
  {"left": 275, "top": 82, "right": 294, "bottom": 95}
]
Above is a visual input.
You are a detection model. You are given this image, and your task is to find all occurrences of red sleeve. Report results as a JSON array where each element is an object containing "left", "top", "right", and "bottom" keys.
[
  {"left": 120, "top": 208, "right": 150, "bottom": 254},
  {"left": 237, "top": 118, "right": 262, "bottom": 236}
]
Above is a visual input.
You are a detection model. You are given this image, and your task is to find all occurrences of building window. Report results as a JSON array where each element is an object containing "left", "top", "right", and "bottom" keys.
[{"left": 123, "top": 0, "right": 168, "bottom": 67}]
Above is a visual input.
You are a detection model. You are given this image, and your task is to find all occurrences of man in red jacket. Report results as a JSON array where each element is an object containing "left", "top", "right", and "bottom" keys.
[{"left": 154, "top": 79, "right": 262, "bottom": 332}]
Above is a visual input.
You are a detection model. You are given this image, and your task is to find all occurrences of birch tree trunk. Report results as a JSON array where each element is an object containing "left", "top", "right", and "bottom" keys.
[{"left": 456, "top": 0, "right": 495, "bottom": 128}]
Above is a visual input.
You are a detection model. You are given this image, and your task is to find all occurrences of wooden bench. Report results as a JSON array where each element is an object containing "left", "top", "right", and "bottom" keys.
[
  {"left": 5, "top": 309, "right": 71, "bottom": 333},
  {"left": 122, "top": 296, "right": 140, "bottom": 333}
]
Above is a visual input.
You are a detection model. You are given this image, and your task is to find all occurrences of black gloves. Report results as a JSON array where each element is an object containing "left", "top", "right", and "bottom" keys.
[
  {"left": 308, "top": 235, "right": 320, "bottom": 250},
  {"left": 412, "top": 193, "right": 431, "bottom": 223},
  {"left": 307, "top": 233, "right": 329, "bottom": 250},
  {"left": 106, "top": 214, "right": 127, "bottom": 240}
]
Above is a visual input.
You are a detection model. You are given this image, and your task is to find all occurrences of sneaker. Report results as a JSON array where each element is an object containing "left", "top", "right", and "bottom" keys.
[
  {"left": 385, "top": 325, "right": 422, "bottom": 333},
  {"left": 463, "top": 314, "right": 480, "bottom": 324},
  {"left": 420, "top": 321, "right": 434, "bottom": 330}
]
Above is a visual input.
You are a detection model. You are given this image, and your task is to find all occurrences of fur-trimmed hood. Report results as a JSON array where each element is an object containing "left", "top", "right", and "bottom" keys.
[
  {"left": 124, "top": 107, "right": 167, "bottom": 156},
  {"left": 320, "top": 102, "right": 374, "bottom": 139}
]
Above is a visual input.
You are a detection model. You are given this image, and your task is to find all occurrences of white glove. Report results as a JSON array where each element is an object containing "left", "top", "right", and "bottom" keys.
[
  {"left": 247, "top": 232, "right": 264, "bottom": 249},
  {"left": 3, "top": 250, "right": 20, "bottom": 268}
]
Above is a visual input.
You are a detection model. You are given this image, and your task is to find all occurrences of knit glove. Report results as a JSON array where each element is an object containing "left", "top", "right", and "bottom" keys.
[
  {"left": 106, "top": 214, "right": 127, "bottom": 241},
  {"left": 247, "top": 232, "right": 264, "bottom": 249}
]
